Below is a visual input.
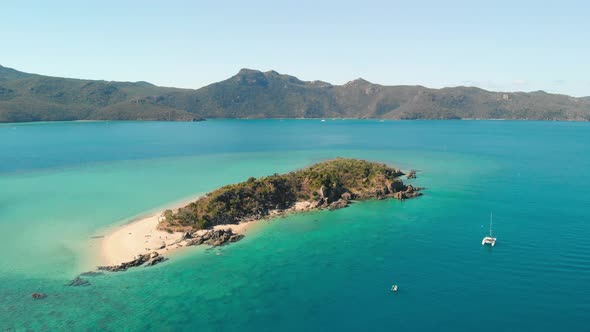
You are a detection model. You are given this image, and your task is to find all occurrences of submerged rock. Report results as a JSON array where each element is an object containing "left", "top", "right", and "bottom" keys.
[
  {"left": 79, "top": 271, "right": 104, "bottom": 277},
  {"left": 32, "top": 292, "right": 47, "bottom": 299},
  {"left": 67, "top": 276, "right": 90, "bottom": 287}
]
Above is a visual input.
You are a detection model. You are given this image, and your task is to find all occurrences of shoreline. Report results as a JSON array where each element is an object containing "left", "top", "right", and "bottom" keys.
[
  {"left": 90, "top": 159, "right": 423, "bottom": 271},
  {"left": 92, "top": 200, "right": 315, "bottom": 268},
  {"left": 5, "top": 118, "right": 589, "bottom": 126},
  {"left": 91, "top": 195, "right": 201, "bottom": 267}
]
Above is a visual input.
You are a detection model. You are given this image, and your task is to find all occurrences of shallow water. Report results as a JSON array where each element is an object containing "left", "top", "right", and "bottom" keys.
[{"left": 1, "top": 120, "right": 589, "bottom": 331}]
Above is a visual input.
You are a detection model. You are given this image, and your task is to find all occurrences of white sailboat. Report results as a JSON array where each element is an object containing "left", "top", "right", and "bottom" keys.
[{"left": 481, "top": 212, "right": 497, "bottom": 246}]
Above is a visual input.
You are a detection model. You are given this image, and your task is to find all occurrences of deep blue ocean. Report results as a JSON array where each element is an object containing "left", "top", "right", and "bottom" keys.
[{"left": 1, "top": 119, "right": 589, "bottom": 331}]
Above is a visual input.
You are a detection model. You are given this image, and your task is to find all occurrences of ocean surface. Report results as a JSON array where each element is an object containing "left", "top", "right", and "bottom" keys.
[{"left": 1, "top": 119, "right": 589, "bottom": 331}]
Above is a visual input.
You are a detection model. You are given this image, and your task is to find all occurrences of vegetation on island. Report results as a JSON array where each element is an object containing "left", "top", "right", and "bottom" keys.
[
  {"left": 2, "top": 65, "right": 589, "bottom": 123},
  {"left": 159, "top": 158, "right": 421, "bottom": 231}
]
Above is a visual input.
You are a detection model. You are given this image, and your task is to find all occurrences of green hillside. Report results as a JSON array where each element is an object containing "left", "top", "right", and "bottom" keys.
[{"left": 1, "top": 65, "right": 589, "bottom": 122}]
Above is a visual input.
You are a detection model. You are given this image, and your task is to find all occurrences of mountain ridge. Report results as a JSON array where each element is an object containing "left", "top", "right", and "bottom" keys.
[{"left": 1, "top": 65, "right": 589, "bottom": 122}]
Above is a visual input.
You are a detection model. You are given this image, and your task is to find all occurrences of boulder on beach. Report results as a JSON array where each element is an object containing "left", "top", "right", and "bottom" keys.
[{"left": 184, "top": 229, "right": 245, "bottom": 248}]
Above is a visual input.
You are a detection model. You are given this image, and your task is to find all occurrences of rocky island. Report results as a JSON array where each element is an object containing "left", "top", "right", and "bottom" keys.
[{"left": 96, "top": 158, "right": 422, "bottom": 272}]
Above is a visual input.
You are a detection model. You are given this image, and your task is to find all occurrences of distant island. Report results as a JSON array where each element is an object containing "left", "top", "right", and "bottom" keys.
[
  {"left": 1, "top": 64, "right": 589, "bottom": 123},
  {"left": 95, "top": 158, "right": 422, "bottom": 272}
]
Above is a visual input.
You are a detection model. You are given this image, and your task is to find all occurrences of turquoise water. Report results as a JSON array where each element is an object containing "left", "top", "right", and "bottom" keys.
[{"left": 1, "top": 120, "right": 589, "bottom": 331}]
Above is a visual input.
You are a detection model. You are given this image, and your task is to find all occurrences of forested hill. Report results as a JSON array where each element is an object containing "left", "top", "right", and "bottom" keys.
[
  {"left": 159, "top": 158, "right": 422, "bottom": 231},
  {"left": 1, "top": 65, "right": 589, "bottom": 122}
]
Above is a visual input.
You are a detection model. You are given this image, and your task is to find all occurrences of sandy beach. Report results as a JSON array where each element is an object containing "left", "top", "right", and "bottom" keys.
[
  {"left": 94, "top": 200, "right": 314, "bottom": 267},
  {"left": 95, "top": 204, "right": 258, "bottom": 267}
]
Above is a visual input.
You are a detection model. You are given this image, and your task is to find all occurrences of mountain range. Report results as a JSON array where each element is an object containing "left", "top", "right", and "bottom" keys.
[{"left": 1, "top": 65, "right": 589, "bottom": 122}]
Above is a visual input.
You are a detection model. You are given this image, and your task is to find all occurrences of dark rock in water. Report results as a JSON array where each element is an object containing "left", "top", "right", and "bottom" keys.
[
  {"left": 67, "top": 276, "right": 90, "bottom": 287},
  {"left": 98, "top": 252, "right": 168, "bottom": 272},
  {"left": 145, "top": 255, "right": 167, "bottom": 266},
  {"left": 392, "top": 184, "right": 423, "bottom": 200},
  {"left": 228, "top": 234, "right": 244, "bottom": 243},
  {"left": 406, "top": 169, "right": 417, "bottom": 179},
  {"left": 32, "top": 292, "right": 47, "bottom": 299},
  {"left": 79, "top": 271, "right": 104, "bottom": 277}
]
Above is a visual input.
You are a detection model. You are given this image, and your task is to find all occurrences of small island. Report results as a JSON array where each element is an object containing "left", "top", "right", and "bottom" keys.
[{"left": 96, "top": 158, "right": 422, "bottom": 272}]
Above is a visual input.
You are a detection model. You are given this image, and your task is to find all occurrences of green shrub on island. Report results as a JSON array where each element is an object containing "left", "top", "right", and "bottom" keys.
[{"left": 159, "top": 158, "right": 421, "bottom": 231}]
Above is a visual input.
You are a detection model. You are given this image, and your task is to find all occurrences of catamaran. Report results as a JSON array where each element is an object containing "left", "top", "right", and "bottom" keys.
[{"left": 481, "top": 212, "right": 496, "bottom": 246}]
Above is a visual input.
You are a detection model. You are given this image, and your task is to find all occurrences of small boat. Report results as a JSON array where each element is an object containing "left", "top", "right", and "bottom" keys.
[
  {"left": 481, "top": 212, "right": 497, "bottom": 246},
  {"left": 391, "top": 284, "right": 398, "bottom": 292}
]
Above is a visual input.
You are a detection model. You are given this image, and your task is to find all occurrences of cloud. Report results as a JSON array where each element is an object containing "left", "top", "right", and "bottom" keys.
[
  {"left": 460, "top": 80, "right": 477, "bottom": 86},
  {"left": 459, "top": 80, "right": 501, "bottom": 90}
]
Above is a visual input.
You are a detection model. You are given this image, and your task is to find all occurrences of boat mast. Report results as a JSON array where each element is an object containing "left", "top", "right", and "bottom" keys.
[{"left": 490, "top": 212, "right": 493, "bottom": 237}]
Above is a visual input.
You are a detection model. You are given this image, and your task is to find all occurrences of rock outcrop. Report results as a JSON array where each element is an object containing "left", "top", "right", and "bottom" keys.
[
  {"left": 328, "top": 198, "right": 350, "bottom": 210},
  {"left": 98, "top": 251, "right": 168, "bottom": 272},
  {"left": 392, "top": 184, "right": 423, "bottom": 200},
  {"left": 184, "top": 229, "right": 244, "bottom": 247}
]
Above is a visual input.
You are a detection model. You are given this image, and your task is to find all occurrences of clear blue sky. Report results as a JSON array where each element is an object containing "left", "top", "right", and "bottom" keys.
[{"left": 2, "top": 0, "right": 589, "bottom": 96}]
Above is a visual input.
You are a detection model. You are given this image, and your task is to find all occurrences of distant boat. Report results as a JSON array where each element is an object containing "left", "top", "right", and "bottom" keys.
[
  {"left": 321, "top": 119, "right": 326, "bottom": 122},
  {"left": 481, "top": 212, "right": 497, "bottom": 246},
  {"left": 391, "top": 284, "right": 398, "bottom": 292}
]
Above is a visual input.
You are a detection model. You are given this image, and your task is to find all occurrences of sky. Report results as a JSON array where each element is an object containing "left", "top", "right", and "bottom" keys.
[{"left": 1, "top": 0, "right": 589, "bottom": 96}]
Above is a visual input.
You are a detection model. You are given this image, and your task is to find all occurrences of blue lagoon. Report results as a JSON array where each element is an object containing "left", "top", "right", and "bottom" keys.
[{"left": 1, "top": 120, "right": 589, "bottom": 331}]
